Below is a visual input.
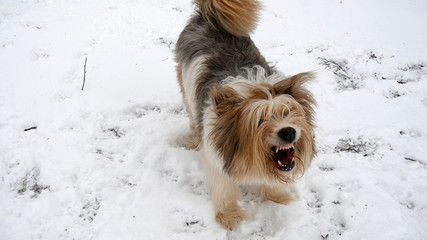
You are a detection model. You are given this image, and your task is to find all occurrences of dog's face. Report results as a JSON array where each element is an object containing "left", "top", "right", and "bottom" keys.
[{"left": 208, "top": 73, "right": 316, "bottom": 183}]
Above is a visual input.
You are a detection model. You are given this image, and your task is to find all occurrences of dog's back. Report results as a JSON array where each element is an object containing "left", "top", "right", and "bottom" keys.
[{"left": 175, "top": 0, "right": 274, "bottom": 146}]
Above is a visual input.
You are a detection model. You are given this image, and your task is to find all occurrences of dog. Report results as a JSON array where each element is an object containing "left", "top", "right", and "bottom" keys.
[{"left": 175, "top": 0, "right": 316, "bottom": 230}]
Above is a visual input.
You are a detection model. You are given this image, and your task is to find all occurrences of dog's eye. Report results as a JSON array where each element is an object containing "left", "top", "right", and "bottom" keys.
[
  {"left": 258, "top": 119, "right": 266, "bottom": 127},
  {"left": 283, "top": 113, "right": 288, "bottom": 118}
]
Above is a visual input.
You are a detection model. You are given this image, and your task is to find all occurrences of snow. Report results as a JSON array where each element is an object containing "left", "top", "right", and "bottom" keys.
[{"left": 1, "top": 0, "right": 426, "bottom": 239}]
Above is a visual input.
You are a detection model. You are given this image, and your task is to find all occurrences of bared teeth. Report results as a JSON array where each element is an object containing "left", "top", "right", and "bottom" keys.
[
  {"left": 274, "top": 143, "right": 295, "bottom": 152},
  {"left": 278, "top": 160, "right": 283, "bottom": 166}
]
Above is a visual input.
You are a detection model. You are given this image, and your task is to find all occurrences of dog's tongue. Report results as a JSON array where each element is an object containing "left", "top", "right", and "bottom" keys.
[{"left": 285, "top": 148, "right": 294, "bottom": 162}]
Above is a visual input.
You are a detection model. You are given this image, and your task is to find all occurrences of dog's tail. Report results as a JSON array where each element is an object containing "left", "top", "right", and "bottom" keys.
[{"left": 194, "top": 0, "right": 262, "bottom": 37}]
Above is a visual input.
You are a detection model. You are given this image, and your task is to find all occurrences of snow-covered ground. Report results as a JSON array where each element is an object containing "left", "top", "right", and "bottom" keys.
[{"left": 1, "top": 0, "right": 426, "bottom": 239}]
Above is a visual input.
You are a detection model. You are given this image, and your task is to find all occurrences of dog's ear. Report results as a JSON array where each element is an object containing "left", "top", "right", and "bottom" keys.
[
  {"left": 209, "top": 85, "right": 242, "bottom": 116},
  {"left": 273, "top": 72, "right": 314, "bottom": 96},
  {"left": 273, "top": 72, "right": 316, "bottom": 117}
]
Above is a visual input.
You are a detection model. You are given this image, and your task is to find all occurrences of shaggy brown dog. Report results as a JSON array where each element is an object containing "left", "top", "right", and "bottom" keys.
[{"left": 175, "top": 0, "right": 316, "bottom": 230}]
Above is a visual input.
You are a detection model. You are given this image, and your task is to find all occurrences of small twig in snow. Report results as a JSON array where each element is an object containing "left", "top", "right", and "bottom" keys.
[
  {"left": 81, "top": 57, "right": 87, "bottom": 91},
  {"left": 24, "top": 126, "right": 37, "bottom": 132},
  {"left": 318, "top": 57, "right": 350, "bottom": 78},
  {"left": 321, "top": 233, "right": 329, "bottom": 239},
  {"left": 404, "top": 157, "right": 426, "bottom": 165}
]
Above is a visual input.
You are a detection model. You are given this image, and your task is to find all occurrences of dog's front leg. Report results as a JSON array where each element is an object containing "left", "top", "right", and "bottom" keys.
[
  {"left": 201, "top": 151, "right": 245, "bottom": 230},
  {"left": 261, "top": 184, "right": 294, "bottom": 205}
]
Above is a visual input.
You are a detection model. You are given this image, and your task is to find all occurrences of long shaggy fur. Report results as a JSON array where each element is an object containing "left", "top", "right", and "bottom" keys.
[
  {"left": 175, "top": 0, "right": 316, "bottom": 230},
  {"left": 194, "top": 0, "right": 262, "bottom": 37},
  {"left": 209, "top": 70, "right": 316, "bottom": 182}
]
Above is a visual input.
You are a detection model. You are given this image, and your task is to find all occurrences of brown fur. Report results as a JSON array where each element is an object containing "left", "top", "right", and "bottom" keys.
[
  {"left": 209, "top": 73, "right": 316, "bottom": 182},
  {"left": 215, "top": 202, "right": 245, "bottom": 230},
  {"left": 261, "top": 185, "right": 294, "bottom": 204},
  {"left": 194, "top": 0, "right": 262, "bottom": 37}
]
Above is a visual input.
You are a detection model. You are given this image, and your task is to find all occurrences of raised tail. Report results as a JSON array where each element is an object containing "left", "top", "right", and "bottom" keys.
[{"left": 194, "top": 0, "right": 262, "bottom": 37}]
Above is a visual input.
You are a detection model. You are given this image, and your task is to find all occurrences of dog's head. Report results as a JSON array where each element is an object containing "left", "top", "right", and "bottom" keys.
[{"left": 208, "top": 72, "right": 316, "bottom": 183}]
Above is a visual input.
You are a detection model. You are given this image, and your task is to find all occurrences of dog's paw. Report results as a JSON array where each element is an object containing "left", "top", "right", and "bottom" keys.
[
  {"left": 215, "top": 205, "right": 245, "bottom": 230},
  {"left": 262, "top": 187, "right": 294, "bottom": 205},
  {"left": 267, "top": 193, "right": 294, "bottom": 205}
]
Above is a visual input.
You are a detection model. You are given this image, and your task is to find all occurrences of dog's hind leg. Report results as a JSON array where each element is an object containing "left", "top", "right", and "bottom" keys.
[
  {"left": 184, "top": 126, "right": 201, "bottom": 150},
  {"left": 176, "top": 62, "right": 201, "bottom": 150}
]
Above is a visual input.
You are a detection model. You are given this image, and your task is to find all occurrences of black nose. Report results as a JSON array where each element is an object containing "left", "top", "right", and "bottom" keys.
[{"left": 278, "top": 127, "right": 296, "bottom": 143}]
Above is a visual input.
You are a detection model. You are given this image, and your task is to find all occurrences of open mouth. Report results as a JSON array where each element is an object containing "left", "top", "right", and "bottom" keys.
[{"left": 271, "top": 143, "right": 295, "bottom": 171}]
